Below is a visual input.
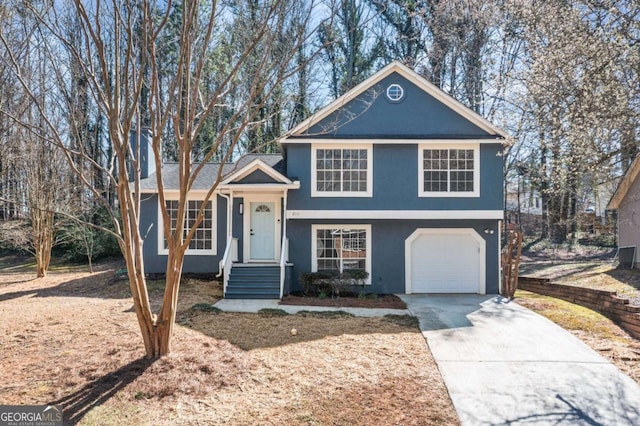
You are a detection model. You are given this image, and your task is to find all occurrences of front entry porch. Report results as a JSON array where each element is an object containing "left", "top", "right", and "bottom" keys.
[
  {"left": 218, "top": 192, "right": 291, "bottom": 299},
  {"left": 216, "top": 157, "right": 299, "bottom": 299}
]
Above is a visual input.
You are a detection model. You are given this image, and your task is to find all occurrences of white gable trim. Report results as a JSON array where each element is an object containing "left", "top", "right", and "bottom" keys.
[
  {"left": 221, "top": 158, "right": 291, "bottom": 185},
  {"left": 281, "top": 61, "right": 509, "bottom": 142},
  {"left": 608, "top": 155, "right": 640, "bottom": 210},
  {"left": 219, "top": 182, "right": 300, "bottom": 191}
]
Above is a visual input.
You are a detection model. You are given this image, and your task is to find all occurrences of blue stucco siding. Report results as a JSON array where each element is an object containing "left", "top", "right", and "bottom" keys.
[
  {"left": 300, "top": 73, "right": 494, "bottom": 139},
  {"left": 285, "top": 143, "right": 504, "bottom": 211},
  {"left": 286, "top": 219, "right": 500, "bottom": 295},
  {"left": 140, "top": 194, "right": 227, "bottom": 274}
]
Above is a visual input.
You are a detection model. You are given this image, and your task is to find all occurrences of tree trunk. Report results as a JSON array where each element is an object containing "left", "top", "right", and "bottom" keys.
[
  {"left": 155, "top": 246, "right": 185, "bottom": 356},
  {"left": 568, "top": 178, "right": 578, "bottom": 245},
  {"left": 32, "top": 208, "right": 54, "bottom": 278},
  {"left": 122, "top": 250, "right": 157, "bottom": 358},
  {"left": 116, "top": 172, "right": 158, "bottom": 358},
  {"left": 539, "top": 141, "right": 550, "bottom": 239}
]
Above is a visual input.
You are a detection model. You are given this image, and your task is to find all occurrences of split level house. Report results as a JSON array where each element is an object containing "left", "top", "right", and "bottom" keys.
[{"left": 137, "top": 61, "right": 510, "bottom": 298}]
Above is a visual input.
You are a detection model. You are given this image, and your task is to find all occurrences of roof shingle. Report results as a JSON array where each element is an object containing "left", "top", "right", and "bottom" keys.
[{"left": 138, "top": 154, "right": 284, "bottom": 192}]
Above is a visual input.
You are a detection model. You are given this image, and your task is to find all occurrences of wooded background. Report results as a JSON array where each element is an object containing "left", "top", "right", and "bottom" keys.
[
  {"left": 2, "top": 1, "right": 638, "bottom": 250},
  {"left": 0, "top": 0, "right": 637, "bottom": 356}
]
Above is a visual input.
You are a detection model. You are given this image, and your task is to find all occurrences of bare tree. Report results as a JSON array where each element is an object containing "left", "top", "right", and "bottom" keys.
[
  {"left": 1, "top": 0, "right": 326, "bottom": 358},
  {"left": 506, "top": 0, "right": 640, "bottom": 241},
  {"left": 0, "top": 4, "right": 75, "bottom": 276},
  {"left": 319, "top": 0, "right": 383, "bottom": 98}
]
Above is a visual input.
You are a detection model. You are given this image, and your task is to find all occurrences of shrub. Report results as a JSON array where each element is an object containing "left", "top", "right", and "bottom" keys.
[
  {"left": 299, "top": 271, "right": 333, "bottom": 297},
  {"left": 295, "top": 310, "right": 355, "bottom": 318},
  {"left": 191, "top": 303, "right": 221, "bottom": 314},
  {"left": 57, "top": 206, "right": 121, "bottom": 263},
  {"left": 258, "top": 308, "right": 289, "bottom": 317},
  {"left": 299, "top": 270, "right": 369, "bottom": 298}
]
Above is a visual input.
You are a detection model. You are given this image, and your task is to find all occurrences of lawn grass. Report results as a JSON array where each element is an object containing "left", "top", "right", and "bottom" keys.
[
  {"left": 520, "top": 260, "right": 640, "bottom": 299},
  {"left": 0, "top": 257, "right": 458, "bottom": 425},
  {"left": 515, "top": 290, "right": 628, "bottom": 343}
]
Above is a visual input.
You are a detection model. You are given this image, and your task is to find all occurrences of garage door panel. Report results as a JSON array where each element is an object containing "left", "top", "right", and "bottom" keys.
[{"left": 409, "top": 230, "right": 482, "bottom": 294}]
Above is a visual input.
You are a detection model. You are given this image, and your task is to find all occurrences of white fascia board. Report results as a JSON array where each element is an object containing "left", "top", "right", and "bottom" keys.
[
  {"left": 282, "top": 138, "right": 504, "bottom": 145},
  {"left": 221, "top": 158, "right": 292, "bottom": 185},
  {"left": 219, "top": 182, "right": 300, "bottom": 191},
  {"left": 608, "top": 155, "right": 640, "bottom": 210},
  {"left": 286, "top": 210, "right": 503, "bottom": 220}
]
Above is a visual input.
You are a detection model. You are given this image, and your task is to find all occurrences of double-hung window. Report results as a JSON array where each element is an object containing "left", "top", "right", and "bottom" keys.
[
  {"left": 158, "top": 198, "right": 216, "bottom": 255},
  {"left": 312, "top": 144, "right": 372, "bottom": 197},
  {"left": 312, "top": 225, "right": 371, "bottom": 283},
  {"left": 419, "top": 144, "right": 479, "bottom": 197}
]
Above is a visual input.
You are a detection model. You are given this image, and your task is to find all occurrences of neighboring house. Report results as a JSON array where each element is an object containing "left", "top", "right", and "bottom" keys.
[
  {"left": 138, "top": 61, "right": 509, "bottom": 298},
  {"left": 505, "top": 180, "right": 542, "bottom": 216},
  {"left": 608, "top": 156, "right": 640, "bottom": 267},
  {"left": 505, "top": 178, "right": 543, "bottom": 235}
]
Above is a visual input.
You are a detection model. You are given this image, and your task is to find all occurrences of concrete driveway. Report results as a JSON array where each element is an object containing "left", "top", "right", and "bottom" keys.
[{"left": 398, "top": 294, "right": 640, "bottom": 426}]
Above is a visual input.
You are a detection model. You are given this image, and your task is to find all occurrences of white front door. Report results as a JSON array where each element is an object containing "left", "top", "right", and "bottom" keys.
[{"left": 249, "top": 201, "right": 276, "bottom": 260}]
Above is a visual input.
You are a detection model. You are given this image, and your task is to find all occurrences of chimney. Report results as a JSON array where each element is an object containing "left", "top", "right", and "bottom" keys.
[{"left": 130, "top": 128, "right": 155, "bottom": 180}]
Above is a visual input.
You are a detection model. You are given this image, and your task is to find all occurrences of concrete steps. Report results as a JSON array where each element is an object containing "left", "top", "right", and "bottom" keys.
[{"left": 225, "top": 265, "right": 280, "bottom": 299}]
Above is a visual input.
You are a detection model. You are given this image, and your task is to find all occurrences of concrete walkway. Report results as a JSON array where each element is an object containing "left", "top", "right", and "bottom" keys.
[
  {"left": 399, "top": 294, "right": 640, "bottom": 426},
  {"left": 213, "top": 298, "right": 411, "bottom": 317}
]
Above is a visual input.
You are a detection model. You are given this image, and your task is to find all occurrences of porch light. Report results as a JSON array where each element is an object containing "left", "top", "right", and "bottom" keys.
[
  {"left": 484, "top": 227, "right": 494, "bottom": 235},
  {"left": 238, "top": 203, "right": 244, "bottom": 215}
]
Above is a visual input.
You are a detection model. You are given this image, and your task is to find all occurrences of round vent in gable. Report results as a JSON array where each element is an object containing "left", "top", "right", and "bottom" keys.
[{"left": 386, "top": 84, "right": 404, "bottom": 102}]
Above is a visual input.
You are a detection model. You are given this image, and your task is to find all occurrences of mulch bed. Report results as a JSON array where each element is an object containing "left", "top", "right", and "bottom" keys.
[{"left": 280, "top": 294, "right": 407, "bottom": 309}]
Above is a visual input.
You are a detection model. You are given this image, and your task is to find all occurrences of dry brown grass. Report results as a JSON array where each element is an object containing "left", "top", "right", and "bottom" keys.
[
  {"left": 0, "top": 258, "right": 458, "bottom": 425},
  {"left": 516, "top": 290, "right": 640, "bottom": 385},
  {"left": 520, "top": 260, "right": 640, "bottom": 298}
]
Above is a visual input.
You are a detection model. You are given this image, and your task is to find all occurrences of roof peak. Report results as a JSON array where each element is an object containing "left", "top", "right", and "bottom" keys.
[{"left": 281, "top": 61, "right": 509, "bottom": 143}]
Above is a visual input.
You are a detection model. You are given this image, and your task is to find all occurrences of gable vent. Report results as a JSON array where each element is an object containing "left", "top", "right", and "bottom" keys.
[{"left": 386, "top": 84, "right": 404, "bottom": 102}]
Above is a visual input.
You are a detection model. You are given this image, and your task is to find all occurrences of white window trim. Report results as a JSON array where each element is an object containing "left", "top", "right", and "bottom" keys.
[
  {"left": 418, "top": 143, "right": 480, "bottom": 198},
  {"left": 311, "top": 143, "right": 373, "bottom": 197},
  {"left": 311, "top": 224, "right": 372, "bottom": 285},
  {"left": 157, "top": 195, "right": 217, "bottom": 256}
]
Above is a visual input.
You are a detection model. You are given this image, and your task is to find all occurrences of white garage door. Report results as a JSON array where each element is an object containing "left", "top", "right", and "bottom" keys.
[{"left": 407, "top": 229, "right": 484, "bottom": 293}]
